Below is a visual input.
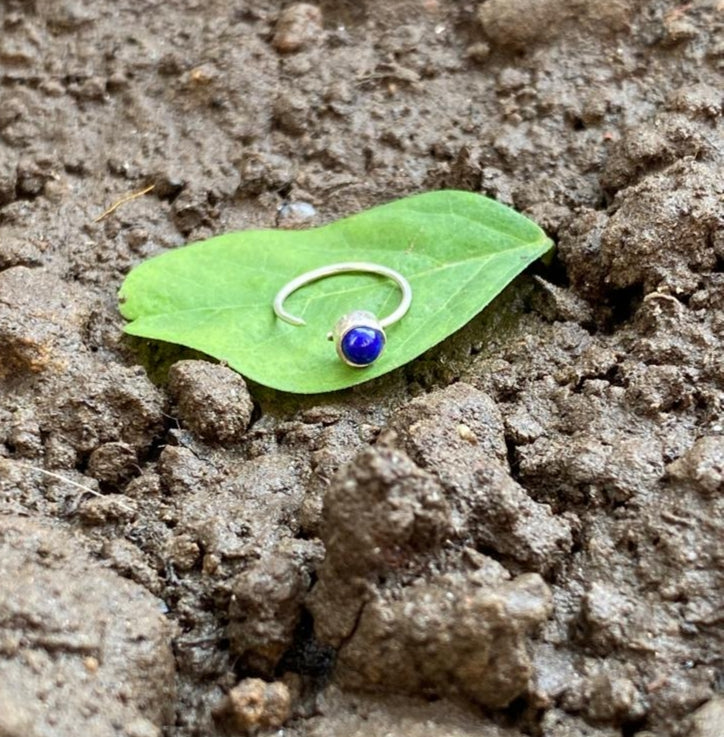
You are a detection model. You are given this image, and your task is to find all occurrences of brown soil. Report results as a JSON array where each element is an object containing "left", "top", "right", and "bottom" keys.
[{"left": 1, "top": 1, "right": 722, "bottom": 736}]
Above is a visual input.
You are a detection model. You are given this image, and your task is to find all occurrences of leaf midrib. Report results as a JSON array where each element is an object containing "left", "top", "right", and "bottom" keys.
[{"left": 127, "top": 238, "right": 548, "bottom": 319}]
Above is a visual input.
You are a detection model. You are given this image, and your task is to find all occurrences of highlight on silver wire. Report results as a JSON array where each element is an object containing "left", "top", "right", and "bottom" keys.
[{"left": 272, "top": 261, "right": 412, "bottom": 368}]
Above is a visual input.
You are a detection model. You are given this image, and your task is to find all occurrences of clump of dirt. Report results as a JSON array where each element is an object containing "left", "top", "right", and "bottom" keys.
[
  {"left": 214, "top": 677, "right": 292, "bottom": 734},
  {"left": 167, "top": 360, "right": 255, "bottom": 444},
  {"left": 0, "top": 516, "right": 175, "bottom": 737},
  {"left": 478, "top": 0, "right": 633, "bottom": 51},
  {"left": 0, "top": 0, "right": 722, "bottom": 735}
]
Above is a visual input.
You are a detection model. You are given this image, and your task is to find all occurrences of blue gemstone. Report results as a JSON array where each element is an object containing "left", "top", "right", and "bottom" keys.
[{"left": 340, "top": 326, "right": 385, "bottom": 366}]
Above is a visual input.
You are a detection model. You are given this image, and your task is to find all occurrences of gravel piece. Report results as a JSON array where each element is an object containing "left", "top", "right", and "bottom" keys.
[{"left": 214, "top": 678, "right": 291, "bottom": 734}]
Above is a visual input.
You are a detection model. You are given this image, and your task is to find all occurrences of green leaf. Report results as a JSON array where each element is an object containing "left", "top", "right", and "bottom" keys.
[{"left": 119, "top": 190, "right": 552, "bottom": 393}]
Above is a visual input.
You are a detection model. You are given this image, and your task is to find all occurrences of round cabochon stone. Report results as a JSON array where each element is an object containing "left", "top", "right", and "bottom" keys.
[{"left": 340, "top": 326, "right": 385, "bottom": 366}]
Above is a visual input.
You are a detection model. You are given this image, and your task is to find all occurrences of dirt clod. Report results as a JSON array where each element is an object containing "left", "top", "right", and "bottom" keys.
[
  {"left": 687, "top": 696, "right": 724, "bottom": 737},
  {"left": 228, "top": 554, "right": 309, "bottom": 675},
  {"left": 0, "top": 266, "right": 89, "bottom": 376},
  {"left": 478, "top": 0, "right": 632, "bottom": 50},
  {"left": 168, "top": 360, "right": 255, "bottom": 444},
  {"left": 163, "top": 533, "right": 201, "bottom": 572},
  {"left": 600, "top": 161, "right": 723, "bottom": 294},
  {"left": 335, "top": 570, "right": 552, "bottom": 709},
  {"left": 87, "top": 441, "right": 138, "bottom": 485},
  {"left": 468, "top": 459, "right": 575, "bottom": 572},
  {"left": 666, "top": 436, "right": 724, "bottom": 497},
  {"left": 384, "top": 381, "right": 507, "bottom": 493},
  {"left": 0, "top": 516, "right": 175, "bottom": 737},
  {"left": 309, "top": 446, "right": 451, "bottom": 646},
  {"left": 581, "top": 671, "right": 645, "bottom": 724}
]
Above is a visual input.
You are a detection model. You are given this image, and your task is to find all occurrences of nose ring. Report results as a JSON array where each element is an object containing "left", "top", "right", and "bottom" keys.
[{"left": 273, "top": 262, "right": 412, "bottom": 368}]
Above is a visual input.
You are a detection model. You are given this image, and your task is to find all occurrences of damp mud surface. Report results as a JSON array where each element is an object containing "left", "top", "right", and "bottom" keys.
[{"left": 1, "top": 1, "right": 723, "bottom": 736}]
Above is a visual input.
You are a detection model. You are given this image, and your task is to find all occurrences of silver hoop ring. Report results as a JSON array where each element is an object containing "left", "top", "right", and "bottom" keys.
[{"left": 273, "top": 262, "right": 412, "bottom": 368}]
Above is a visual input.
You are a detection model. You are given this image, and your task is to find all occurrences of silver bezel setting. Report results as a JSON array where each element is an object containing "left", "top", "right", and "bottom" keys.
[{"left": 329, "top": 310, "right": 386, "bottom": 368}]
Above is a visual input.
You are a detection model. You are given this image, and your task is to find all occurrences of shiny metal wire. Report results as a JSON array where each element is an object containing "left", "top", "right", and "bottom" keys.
[{"left": 273, "top": 262, "right": 412, "bottom": 328}]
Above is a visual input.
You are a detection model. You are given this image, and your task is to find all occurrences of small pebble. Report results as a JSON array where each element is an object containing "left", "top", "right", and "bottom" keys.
[
  {"left": 272, "top": 3, "right": 323, "bottom": 54},
  {"left": 457, "top": 423, "right": 478, "bottom": 444},
  {"left": 465, "top": 41, "right": 490, "bottom": 63},
  {"left": 214, "top": 678, "right": 291, "bottom": 734},
  {"left": 164, "top": 533, "right": 201, "bottom": 571},
  {"left": 186, "top": 63, "right": 218, "bottom": 86},
  {"left": 277, "top": 200, "right": 317, "bottom": 228}
]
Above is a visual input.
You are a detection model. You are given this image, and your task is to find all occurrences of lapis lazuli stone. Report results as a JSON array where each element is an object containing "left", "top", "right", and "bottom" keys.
[{"left": 340, "top": 326, "right": 385, "bottom": 367}]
